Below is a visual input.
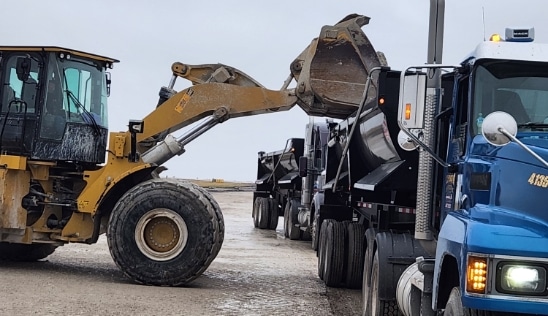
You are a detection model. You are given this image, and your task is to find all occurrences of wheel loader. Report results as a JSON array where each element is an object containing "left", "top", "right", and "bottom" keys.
[{"left": 0, "top": 14, "right": 380, "bottom": 285}]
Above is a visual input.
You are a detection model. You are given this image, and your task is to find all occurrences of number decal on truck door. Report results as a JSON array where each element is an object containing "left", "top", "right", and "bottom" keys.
[{"left": 528, "top": 173, "right": 548, "bottom": 188}]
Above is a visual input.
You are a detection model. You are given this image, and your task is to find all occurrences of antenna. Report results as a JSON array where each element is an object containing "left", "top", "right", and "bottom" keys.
[{"left": 482, "top": 7, "right": 486, "bottom": 41}]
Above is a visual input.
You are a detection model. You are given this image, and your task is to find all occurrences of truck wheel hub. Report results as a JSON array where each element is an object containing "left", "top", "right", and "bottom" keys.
[{"left": 135, "top": 208, "right": 188, "bottom": 261}]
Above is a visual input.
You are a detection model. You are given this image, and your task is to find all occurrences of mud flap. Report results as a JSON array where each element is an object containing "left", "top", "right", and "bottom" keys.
[{"left": 375, "top": 232, "right": 431, "bottom": 300}]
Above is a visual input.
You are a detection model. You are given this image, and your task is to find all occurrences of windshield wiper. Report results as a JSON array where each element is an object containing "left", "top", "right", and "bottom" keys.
[
  {"left": 64, "top": 89, "right": 102, "bottom": 136},
  {"left": 517, "top": 122, "right": 548, "bottom": 129}
]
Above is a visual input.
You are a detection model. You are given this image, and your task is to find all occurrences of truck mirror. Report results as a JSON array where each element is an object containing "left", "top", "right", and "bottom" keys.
[
  {"left": 16, "top": 57, "right": 32, "bottom": 82},
  {"left": 298, "top": 156, "right": 308, "bottom": 177},
  {"left": 481, "top": 111, "right": 517, "bottom": 146},
  {"left": 398, "top": 72, "right": 427, "bottom": 129}
]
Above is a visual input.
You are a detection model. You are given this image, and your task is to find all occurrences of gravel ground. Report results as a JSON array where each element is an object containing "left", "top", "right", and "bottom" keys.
[{"left": 0, "top": 191, "right": 360, "bottom": 316}]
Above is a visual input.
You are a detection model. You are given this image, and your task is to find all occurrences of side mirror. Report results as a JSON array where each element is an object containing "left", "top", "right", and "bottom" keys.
[
  {"left": 398, "top": 72, "right": 427, "bottom": 129},
  {"left": 481, "top": 111, "right": 517, "bottom": 146},
  {"left": 16, "top": 57, "right": 31, "bottom": 82},
  {"left": 298, "top": 156, "right": 308, "bottom": 178}
]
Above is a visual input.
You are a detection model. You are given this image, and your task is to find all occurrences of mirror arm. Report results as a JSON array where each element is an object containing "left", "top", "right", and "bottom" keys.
[
  {"left": 398, "top": 123, "right": 450, "bottom": 167},
  {"left": 499, "top": 127, "right": 548, "bottom": 168}
]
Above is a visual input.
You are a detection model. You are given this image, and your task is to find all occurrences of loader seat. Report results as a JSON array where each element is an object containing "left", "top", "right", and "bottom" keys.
[{"left": 495, "top": 90, "right": 530, "bottom": 123}]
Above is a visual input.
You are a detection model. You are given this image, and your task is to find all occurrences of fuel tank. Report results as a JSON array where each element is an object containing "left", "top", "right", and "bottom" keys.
[{"left": 291, "top": 14, "right": 385, "bottom": 119}]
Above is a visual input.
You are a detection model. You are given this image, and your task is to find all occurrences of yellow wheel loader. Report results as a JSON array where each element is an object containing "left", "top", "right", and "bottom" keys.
[{"left": 0, "top": 14, "right": 380, "bottom": 285}]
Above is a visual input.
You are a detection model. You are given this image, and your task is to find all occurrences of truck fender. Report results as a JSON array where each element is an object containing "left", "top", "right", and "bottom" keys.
[{"left": 374, "top": 232, "right": 430, "bottom": 300}]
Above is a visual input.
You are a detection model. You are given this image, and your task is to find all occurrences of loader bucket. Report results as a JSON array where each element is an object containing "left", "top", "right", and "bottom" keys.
[{"left": 291, "top": 14, "right": 384, "bottom": 119}]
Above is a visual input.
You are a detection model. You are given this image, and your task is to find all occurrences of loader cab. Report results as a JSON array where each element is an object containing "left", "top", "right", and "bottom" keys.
[{"left": 0, "top": 47, "right": 118, "bottom": 165}]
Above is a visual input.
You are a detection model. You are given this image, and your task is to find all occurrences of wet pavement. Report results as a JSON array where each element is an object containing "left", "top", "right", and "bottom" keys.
[{"left": 0, "top": 191, "right": 360, "bottom": 315}]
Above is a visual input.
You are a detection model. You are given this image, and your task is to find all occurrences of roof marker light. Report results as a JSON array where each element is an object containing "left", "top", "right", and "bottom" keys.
[{"left": 489, "top": 34, "right": 502, "bottom": 42}]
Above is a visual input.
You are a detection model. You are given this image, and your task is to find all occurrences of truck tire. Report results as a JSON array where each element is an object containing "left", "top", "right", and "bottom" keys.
[
  {"left": 257, "top": 197, "right": 270, "bottom": 229},
  {"left": 318, "top": 219, "right": 332, "bottom": 280},
  {"left": 362, "top": 228, "right": 378, "bottom": 315},
  {"left": 445, "top": 287, "right": 494, "bottom": 316},
  {"left": 323, "top": 220, "right": 346, "bottom": 287},
  {"left": 107, "top": 178, "right": 223, "bottom": 286},
  {"left": 0, "top": 243, "right": 58, "bottom": 261},
  {"left": 311, "top": 206, "right": 320, "bottom": 251},
  {"left": 370, "top": 251, "right": 402, "bottom": 315},
  {"left": 268, "top": 198, "right": 279, "bottom": 230},
  {"left": 346, "top": 222, "right": 365, "bottom": 289},
  {"left": 284, "top": 199, "right": 300, "bottom": 240},
  {"left": 252, "top": 197, "right": 261, "bottom": 228}
]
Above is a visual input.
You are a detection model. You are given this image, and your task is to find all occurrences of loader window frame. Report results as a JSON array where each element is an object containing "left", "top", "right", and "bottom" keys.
[{"left": 1, "top": 53, "right": 41, "bottom": 114}]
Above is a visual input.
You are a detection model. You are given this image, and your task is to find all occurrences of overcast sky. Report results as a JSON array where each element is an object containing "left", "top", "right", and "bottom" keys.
[{"left": 3, "top": 1, "right": 548, "bottom": 181}]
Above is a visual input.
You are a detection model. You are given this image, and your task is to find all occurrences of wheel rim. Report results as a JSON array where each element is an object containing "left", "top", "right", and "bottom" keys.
[{"left": 135, "top": 208, "right": 188, "bottom": 261}]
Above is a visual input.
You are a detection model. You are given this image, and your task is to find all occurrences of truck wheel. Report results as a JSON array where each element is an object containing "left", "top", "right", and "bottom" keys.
[
  {"left": 370, "top": 251, "right": 402, "bottom": 315},
  {"left": 257, "top": 197, "right": 270, "bottom": 229},
  {"left": 107, "top": 178, "right": 223, "bottom": 286},
  {"left": 252, "top": 197, "right": 261, "bottom": 228},
  {"left": 285, "top": 199, "right": 301, "bottom": 240},
  {"left": 311, "top": 207, "right": 320, "bottom": 251},
  {"left": 323, "top": 221, "right": 346, "bottom": 287},
  {"left": 318, "top": 219, "right": 332, "bottom": 280},
  {"left": 362, "top": 228, "right": 378, "bottom": 315},
  {"left": 346, "top": 222, "right": 365, "bottom": 289},
  {"left": 0, "top": 243, "right": 58, "bottom": 261},
  {"left": 268, "top": 198, "right": 279, "bottom": 230}
]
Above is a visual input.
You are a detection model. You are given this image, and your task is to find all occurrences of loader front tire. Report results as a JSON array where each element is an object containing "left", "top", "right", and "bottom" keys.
[
  {"left": 0, "top": 243, "right": 58, "bottom": 261},
  {"left": 107, "top": 178, "right": 223, "bottom": 286}
]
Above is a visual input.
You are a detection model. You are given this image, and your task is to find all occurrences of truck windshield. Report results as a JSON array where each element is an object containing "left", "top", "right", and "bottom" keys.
[
  {"left": 472, "top": 60, "right": 548, "bottom": 135},
  {"left": 40, "top": 52, "right": 108, "bottom": 140}
]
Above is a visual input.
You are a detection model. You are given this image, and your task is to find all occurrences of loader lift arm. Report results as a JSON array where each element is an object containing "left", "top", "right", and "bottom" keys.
[{"left": 72, "top": 13, "right": 384, "bottom": 287}]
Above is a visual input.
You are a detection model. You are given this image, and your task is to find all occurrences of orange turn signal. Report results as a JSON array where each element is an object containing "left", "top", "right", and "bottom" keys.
[{"left": 405, "top": 103, "right": 412, "bottom": 120}]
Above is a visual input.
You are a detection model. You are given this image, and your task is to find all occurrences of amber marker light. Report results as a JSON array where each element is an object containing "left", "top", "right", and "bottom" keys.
[
  {"left": 489, "top": 33, "right": 502, "bottom": 42},
  {"left": 405, "top": 103, "right": 412, "bottom": 120},
  {"left": 467, "top": 256, "right": 488, "bottom": 294},
  {"left": 379, "top": 97, "right": 385, "bottom": 106}
]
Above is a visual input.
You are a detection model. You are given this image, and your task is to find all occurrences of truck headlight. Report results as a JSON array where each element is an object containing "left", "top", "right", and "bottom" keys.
[{"left": 499, "top": 264, "right": 546, "bottom": 294}]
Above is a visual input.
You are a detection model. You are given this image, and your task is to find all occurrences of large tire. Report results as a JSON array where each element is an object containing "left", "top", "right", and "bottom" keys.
[
  {"left": 268, "top": 198, "right": 279, "bottom": 230},
  {"left": 346, "top": 222, "right": 365, "bottom": 289},
  {"left": 311, "top": 207, "right": 320, "bottom": 251},
  {"left": 107, "top": 178, "right": 223, "bottom": 286},
  {"left": 323, "top": 221, "right": 346, "bottom": 288},
  {"left": 370, "top": 251, "right": 402, "bottom": 316},
  {"left": 252, "top": 197, "right": 261, "bottom": 228},
  {"left": 0, "top": 243, "right": 58, "bottom": 261},
  {"left": 257, "top": 197, "right": 269, "bottom": 229},
  {"left": 318, "top": 219, "right": 331, "bottom": 279},
  {"left": 284, "top": 199, "right": 301, "bottom": 240},
  {"left": 362, "top": 228, "right": 377, "bottom": 315},
  {"left": 188, "top": 182, "right": 224, "bottom": 272}
]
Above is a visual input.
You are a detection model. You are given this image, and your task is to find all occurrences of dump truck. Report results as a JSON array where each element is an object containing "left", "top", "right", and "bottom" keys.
[
  {"left": 0, "top": 14, "right": 377, "bottom": 286},
  {"left": 252, "top": 120, "right": 330, "bottom": 240},
  {"left": 280, "top": 1, "right": 548, "bottom": 315}
]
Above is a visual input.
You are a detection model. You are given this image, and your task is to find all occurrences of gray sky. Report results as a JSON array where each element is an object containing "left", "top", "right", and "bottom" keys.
[{"left": 3, "top": 0, "right": 548, "bottom": 181}]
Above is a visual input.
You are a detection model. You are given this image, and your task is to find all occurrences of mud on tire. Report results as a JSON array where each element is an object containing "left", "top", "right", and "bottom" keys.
[{"left": 107, "top": 178, "right": 223, "bottom": 286}]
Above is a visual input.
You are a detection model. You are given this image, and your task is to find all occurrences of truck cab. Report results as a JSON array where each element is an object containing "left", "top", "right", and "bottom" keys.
[{"left": 414, "top": 28, "right": 548, "bottom": 314}]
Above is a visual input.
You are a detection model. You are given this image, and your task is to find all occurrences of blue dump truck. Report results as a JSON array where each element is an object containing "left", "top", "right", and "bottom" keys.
[{"left": 257, "top": 1, "right": 548, "bottom": 315}]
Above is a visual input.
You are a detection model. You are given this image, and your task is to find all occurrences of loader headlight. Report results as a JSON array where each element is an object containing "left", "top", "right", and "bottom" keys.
[{"left": 498, "top": 263, "right": 547, "bottom": 295}]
